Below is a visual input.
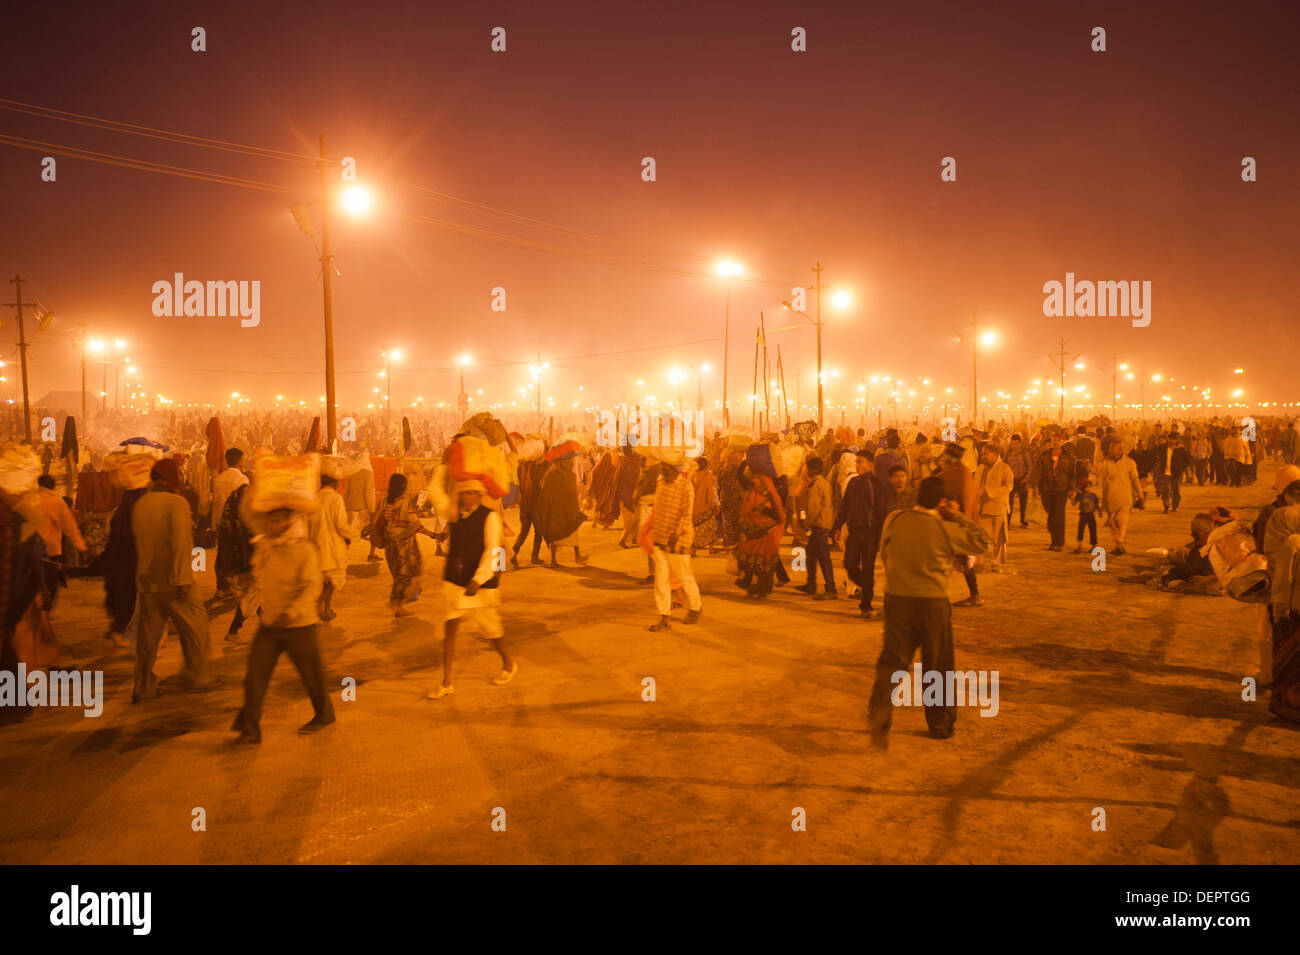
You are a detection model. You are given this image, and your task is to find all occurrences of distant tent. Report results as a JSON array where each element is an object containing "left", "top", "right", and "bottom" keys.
[{"left": 32, "top": 391, "right": 85, "bottom": 419}]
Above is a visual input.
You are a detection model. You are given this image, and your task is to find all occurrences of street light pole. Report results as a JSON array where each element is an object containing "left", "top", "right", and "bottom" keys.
[
  {"left": 79, "top": 322, "right": 87, "bottom": 428},
  {"left": 722, "top": 279, "right": 731, "bottom": 427},
  {"left": 813, "top": 262, "right": 824, "bottom": 429},
  {"left": 318, "top": 134, "right": 338, "bottom": 451},
  {"left": 6, "top": 275, "right": 35, "bottom": 443},
  {"left": 970, "top": 313, "right": 979, "bottom": 428}
]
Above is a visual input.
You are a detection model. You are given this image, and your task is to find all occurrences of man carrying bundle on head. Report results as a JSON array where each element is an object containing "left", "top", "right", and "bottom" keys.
[
  {"left": 428, "top": 479, "right": 517, "bottom": 699},
  {"left": 231, "top": 452, "right": 335, "bottom": 742}
]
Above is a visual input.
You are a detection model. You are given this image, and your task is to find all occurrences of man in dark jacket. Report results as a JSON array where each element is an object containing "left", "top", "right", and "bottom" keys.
[
  {"left": 832, "top": 449, "right": 888, "bottom": 619},
  {"left": 1152, "top": 432, "right": 1193, "bottom": 513},
  {"left": 1031, "top": 431, "right": 1077, "bottom": 551}
]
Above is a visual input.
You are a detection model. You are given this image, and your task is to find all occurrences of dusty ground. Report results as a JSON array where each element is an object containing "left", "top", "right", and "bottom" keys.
[{"left": 1, "top": 466, "right": 1296, "bottom": 864}]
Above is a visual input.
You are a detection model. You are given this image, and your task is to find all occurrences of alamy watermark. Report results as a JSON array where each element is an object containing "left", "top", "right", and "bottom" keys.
[
  {"left": 152, "top": 272, "right": 260, "bottom": 327},
  {"left": 0, "top": 664, "right": 103, "bottom": 717},
  {"left": 890, "top": 663, "right": 999, "bottom": 717},
  {"left": 1042, "top": 272, "right": 1150, "bottom": 327},
  {"left": 595, "top": 406, "right": 704, "bottom": 456}
]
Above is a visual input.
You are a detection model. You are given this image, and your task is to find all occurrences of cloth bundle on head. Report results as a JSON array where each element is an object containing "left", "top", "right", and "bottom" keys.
[
  {"left": 102, "top": 450, "right": 155, "bottom": 490},
  {"left": 545, "top": 439, "right": 582, "bottom": 463},
  {"left": 944, "top": 442, "right": 966, "bottom": 460},
  {"left": 448, "top": 435, "right": 511, "bottom": 497},
  {"left": 0, "top": 442, "right": 42, "bottom": 496},
  {"left": 723, "top": 426, "right": 756, "bottom": 450},
  {"left": 834, "top": 426, "right": 854, "bottom": 446},
  {"left": 1274, "top": 464, "right": 1300, "bottom": 493},
  {"left": 251, "top": 453, "right": 321, "bottom": 513},
  {"left": 639, "top": 446, "right": 686, "bottom": 469},
  {"left": 514, "top": 433, "right": 546, "bottom": 463},
  {"left": 459, "top": 412, "right": 509, "bottom": 448},
  {"left": 319, "top": 456, "right": 344, "bottom": 480}
]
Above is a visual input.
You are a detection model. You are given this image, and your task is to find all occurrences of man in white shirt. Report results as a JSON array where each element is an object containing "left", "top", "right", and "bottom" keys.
[
  {"left": 309, "top": 459, "right": 352, "bottom": 621},
  {"left": 427, "top": 480, "right": 516, "bottom": 699}
]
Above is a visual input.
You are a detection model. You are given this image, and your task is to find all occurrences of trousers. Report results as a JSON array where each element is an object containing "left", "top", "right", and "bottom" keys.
[
  {"left": 868, "top": 594, "right": 957, "bottom": 737},
  {"left": 134, "top": 585, "right": 212, "bottom": 701},
  {"left": 233, "top": 623, "right": 334, "bottom": 734},
  {"left": 652, "top": 548, "right": 701, "bottom": 615},
  {"left": 843, "top": 527, "right": 881, "bottom": 611}
]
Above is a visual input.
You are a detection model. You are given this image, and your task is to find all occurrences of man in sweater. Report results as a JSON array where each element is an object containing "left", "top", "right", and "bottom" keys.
[
  {"left": 798, "top": 457, "right": 837, "bottom": 600},
  {"left": 1094, "top": 436, "right": 1143, "bottom": 556},
  {"left": 868, "top": 476, "right": 990, "bottom": 749},
  {"left": 131, "top": 458, "right": 215, "bottom": 702},
  {"left": 647, "top": 461, "right": 702, "bottom": 631},
  {"left": 230, "top": 507, "right": 336, "bottom": 742}
]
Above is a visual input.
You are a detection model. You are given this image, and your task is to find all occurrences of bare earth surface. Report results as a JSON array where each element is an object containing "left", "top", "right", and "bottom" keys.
[{"left": 1, "top": 466, "right": 1297, "bottom": 864}]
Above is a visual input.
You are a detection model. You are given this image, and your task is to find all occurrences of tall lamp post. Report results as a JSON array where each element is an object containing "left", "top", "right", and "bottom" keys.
[
  {"left": 290, "top": 137, "right": 372, "bottom": 452},
  {"left": 715, "top": 260, "right": 744, "bottom": 427},
  {"left": 457, "top": 353, "right": 472, "bottom": 418},
  {"left": 380, "top": 346, "right": 402, "bottom": 428},
  {"left": 781, "top": 280, "right": 851, "bottom": 429}
]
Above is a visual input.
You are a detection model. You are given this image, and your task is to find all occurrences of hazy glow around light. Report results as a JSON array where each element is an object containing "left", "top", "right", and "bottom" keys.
[
  {"left": 341, "top": 185, "right": 373, "bottom": 215},
  {"left": 830, "top": 290, "right": 852, "bottom": 310},
  {"left": 715, "top": 260, "right": 744, "bottom": 277}
]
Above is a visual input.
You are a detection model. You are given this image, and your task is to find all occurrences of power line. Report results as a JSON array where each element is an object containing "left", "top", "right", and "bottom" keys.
[{"left": 1, "top": 98, "right": 790, "bottom": 285}]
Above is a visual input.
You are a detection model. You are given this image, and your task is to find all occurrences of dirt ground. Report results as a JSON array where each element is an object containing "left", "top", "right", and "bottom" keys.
[{"left": 1, "top": 464, "right": 1296, "bottom": 864}]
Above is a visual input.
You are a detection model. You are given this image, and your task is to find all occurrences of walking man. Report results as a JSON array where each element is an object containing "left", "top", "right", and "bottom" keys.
[
  {"left": 833, "top": 449, "right": 886, "bottom": 619},
  {"left": 131, "top": 458, "right": 215, "bottom": 702},
  {"left": 428, "top": 480, "right": 517, "bottom": 698},
  {"left": 1033, "top": 431, "right": 1077, "bottom": 551},
  {"left": 230, "top": 507, "right": 336, "bottom": 742},
  {"left": 648, "top": 459, "right": 703, "bottom": 631},
  {"left": 868, "top": 476, "right": 990, "bottom": 748},
  {"left": 1095, "top": 437, "right": 1142, "bottom": 556},
  {"left": 798, "top": 457, "right": 837, "bottom": 600}
]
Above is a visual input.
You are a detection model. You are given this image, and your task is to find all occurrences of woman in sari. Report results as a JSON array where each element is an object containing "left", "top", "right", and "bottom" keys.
[
  {"left": 717, "top": 449, "right": 745, "bottom": 548},
  {"left": 733, "top": 463, "right": 786, "bottom": 600},
  {"left": 376, "top": 473, "right": 424, "bottom": 617},
  {"left": 690, "top": 457, "right": 720, "bottom": 555}
]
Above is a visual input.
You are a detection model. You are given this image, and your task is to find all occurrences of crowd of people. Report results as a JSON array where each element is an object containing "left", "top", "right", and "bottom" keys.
[{"left": 2, "top": 406, "right": 1298, "bottom": 745}]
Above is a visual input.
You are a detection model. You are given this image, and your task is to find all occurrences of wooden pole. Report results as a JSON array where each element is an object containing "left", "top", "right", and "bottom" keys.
[{"left": 777, "top": 346, "right": 790, "bottom": 430}]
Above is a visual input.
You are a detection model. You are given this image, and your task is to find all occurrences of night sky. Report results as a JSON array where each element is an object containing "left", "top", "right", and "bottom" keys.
[{"left": 2, "top": 0, "right": 1296, "bottom": 417}]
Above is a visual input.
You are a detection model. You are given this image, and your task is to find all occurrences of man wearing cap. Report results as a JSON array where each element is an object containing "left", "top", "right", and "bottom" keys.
[
  {"left": 428, "top": 480, "right": 516, "bottom": 698},
  {"left": 310, "top": 458, "right": 352, "bottom": 621},
  {"left": 131, "top": 458, "right": 215, "bottom": 701}
]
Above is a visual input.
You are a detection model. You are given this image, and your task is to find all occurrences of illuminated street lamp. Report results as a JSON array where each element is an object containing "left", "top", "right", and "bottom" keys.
[
  {"left": 87, "top": 337, "right": 127, "bottom": 411},
  {"left": 966, "top": 317, "right": 997, "bottom": 427}
]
